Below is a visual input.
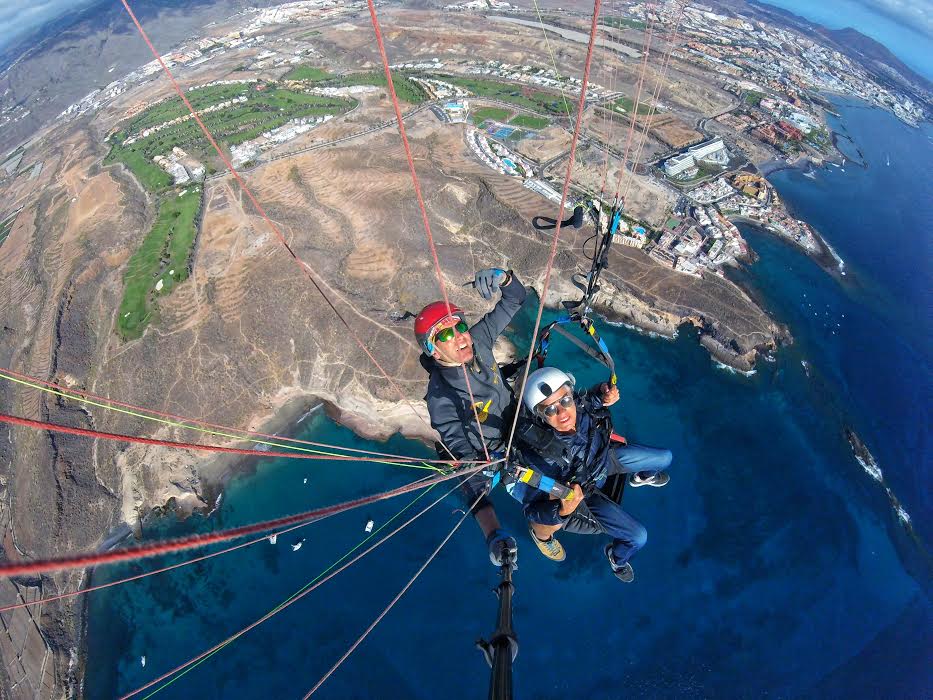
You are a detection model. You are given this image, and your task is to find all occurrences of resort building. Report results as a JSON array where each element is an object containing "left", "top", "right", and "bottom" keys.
[
  {"left": 663, "top": 138, "right": 730, "bottom": 178},
  {"left": 664, "top": 152, "right": 698, "bottom": 178}
]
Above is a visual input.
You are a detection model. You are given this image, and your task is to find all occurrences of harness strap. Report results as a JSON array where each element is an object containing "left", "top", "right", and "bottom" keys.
[
  {"left": 511, "top": 464, "right": 574, "bottom": 501},
  {"left": 551, "top": 324, "right": 610, "bottom": 368}
]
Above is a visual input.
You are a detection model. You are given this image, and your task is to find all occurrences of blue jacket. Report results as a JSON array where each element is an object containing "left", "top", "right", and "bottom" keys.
[{"left": 513, "top": 388, "right": 614, "bottom": 526}]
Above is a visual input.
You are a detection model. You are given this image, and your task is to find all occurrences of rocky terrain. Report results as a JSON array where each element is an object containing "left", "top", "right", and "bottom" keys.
[{"left": 0, "top": 4, "right": 789, "bottom": 695}]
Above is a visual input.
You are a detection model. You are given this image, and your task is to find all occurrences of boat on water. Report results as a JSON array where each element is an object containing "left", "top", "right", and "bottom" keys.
[{"left": 365, "top": 519, "right": 374, "bottom": 533}]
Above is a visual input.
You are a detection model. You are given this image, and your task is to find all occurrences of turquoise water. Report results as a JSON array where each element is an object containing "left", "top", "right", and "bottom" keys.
[{"left": 85, "top": 99, "right": 931, "bottom": 697}]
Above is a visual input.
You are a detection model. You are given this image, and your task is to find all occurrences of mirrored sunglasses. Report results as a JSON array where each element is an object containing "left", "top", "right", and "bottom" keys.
[
  {"left": 433, "top": 320, "right": 469, "bottom": 344},
  {"left": 538, "top": 393, "right": 575, "bottom": 417}
]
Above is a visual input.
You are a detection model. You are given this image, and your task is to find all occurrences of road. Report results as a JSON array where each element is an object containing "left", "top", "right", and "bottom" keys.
[
  {"left": 207, "top": 102, "right": 436, "bottom": 181},
  {"left": 490, "top": 16, "right": 642, "bottom": 58}
]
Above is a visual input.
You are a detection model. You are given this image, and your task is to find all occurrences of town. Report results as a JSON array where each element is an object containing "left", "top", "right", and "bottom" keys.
[{"left": 2, "top": 0, "right": 927, "bottom": 298}]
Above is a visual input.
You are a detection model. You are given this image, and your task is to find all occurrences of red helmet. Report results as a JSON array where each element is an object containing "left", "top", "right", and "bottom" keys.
[{"left": 414, "top": 301, "right": 465, "bottom": 353}]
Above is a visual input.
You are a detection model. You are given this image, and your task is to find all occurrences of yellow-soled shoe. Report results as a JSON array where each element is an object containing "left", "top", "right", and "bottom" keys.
[{"left": 528, "top": 523, "right": 566, "bottom": 562}]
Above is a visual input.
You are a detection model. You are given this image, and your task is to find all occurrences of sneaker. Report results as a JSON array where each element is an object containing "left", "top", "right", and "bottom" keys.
[
  {"left": 630, "top": 471, "right": 670, "bottom": 488},
  {"left": 528, "top": 523, "right": 566, "bottom": 562},
  {"left": 605, "top": 544, "right": 635, "bottom": 583}
]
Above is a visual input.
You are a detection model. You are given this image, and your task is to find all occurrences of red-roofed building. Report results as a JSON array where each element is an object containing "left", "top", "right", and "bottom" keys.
[{"left": 776, "top": 121, "right": 803, "bottom": 141}]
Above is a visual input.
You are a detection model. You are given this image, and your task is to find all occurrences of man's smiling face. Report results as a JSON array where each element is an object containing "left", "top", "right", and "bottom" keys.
[{"left": 431, "top": 318, "right": 474, "bottom": 365}]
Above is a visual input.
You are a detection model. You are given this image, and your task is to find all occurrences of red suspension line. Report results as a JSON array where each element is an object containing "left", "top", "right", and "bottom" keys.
[
  {"left": 117, "top": 0, "right": 455, "bottom": 460},
  {"left": 0, "top": 460, "right": 487, "bottom": 578},
  {"left": 503, "top": 0, "right": 604, "bottom": 459},
  {"left": 0, "top": 459, "right": 438, "bottom": 614},
  {"left": 612, "top": 1, "right": 657, "bottom": 200},
  {"left": 621, "top": 2, "right": 687, "bottom": 202},
  {"left": 0, "top": 497, "right": 355, "bottom": 615},
  {"left": 365, "top": 0, "right": 491, "bottom": 461},
  {"left": 598, "top": 0, "right": 629, "bottom": 195},
  {"left": 0, "top": 366, "right": 446, "bottom": 463},
  {"left": 120, "top": 477, "right": 467, "bottom": 700},
  {"left": 599, "top": 54, "right": 618, "bottom": 197},
  {"left": 0, "top": 413, "right": 453, "bottom": 465}
]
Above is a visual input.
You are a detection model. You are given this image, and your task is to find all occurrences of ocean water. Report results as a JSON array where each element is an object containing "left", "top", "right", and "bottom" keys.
[{"left": 84, "top": 99, "right": 931, "bottom": 698}]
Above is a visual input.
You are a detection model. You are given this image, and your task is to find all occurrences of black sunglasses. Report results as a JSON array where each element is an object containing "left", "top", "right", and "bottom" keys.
[{"left": 538, "top": 394, "right": 575, "bottom": 417}]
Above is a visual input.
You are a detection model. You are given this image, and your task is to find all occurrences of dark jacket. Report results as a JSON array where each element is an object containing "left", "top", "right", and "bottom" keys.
[
  {"left": 420, "top": 274, "right": 527, "bottom": 506},
  {"left": 513, "top": 387, "right": 614, "bottom": 526},
  {"left": 421, "top": 274, "right": 527, "bottom": 459}
]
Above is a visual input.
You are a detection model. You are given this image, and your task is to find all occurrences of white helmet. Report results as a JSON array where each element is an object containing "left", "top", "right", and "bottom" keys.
[{"left": 522, "top": 367, "right": 575, "bottom": 414}]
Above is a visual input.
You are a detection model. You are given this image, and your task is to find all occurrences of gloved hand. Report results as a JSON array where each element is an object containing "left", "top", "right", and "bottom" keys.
[
  {"left": 486, "top": 528, "right": 518, "bottom": 568},
  {"left": 474, "top": 268, "right": 508, "bottom": 301}
]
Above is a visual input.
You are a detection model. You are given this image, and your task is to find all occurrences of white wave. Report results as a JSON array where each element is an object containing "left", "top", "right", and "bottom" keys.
[
  {"left": 713, "top": 360, "right": 756, "bottom": 377},
  {"left": 297, "top": 403, "right": 324, "bottom": 424},
  {"left": 205, "top": 492, "right": 224, "bottom": 517},
  {"left": 603, "top": 318, "right": 675, "bottom": 340},
  {"left": 855, "top": 454, "right": 883, "bottom": 482}
]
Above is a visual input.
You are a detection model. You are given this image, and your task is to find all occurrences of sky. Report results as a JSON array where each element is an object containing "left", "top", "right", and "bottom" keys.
[
  {"left": 0, "top": 0, "right": 103, "bottom": 52},
  {"left": 759, "top": 0, "right": 933, "bottom": 80},
  {"left": 0, "top": 0, "right": 931, "bottom": 80}
]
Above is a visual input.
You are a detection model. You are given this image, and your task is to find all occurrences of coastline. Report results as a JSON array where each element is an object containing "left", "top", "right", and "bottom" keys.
[
  {"left": 125, "top": 280, "right": 779, "bottom": 537},
  {"left": 193, "top": 390, "right": 440, "bottom": 516},
  {"left": 78, "top": 96, "right": 903, "bottom": 696},
  {"left": 728, "top": 213, "right": 845, "bottom": 277}
]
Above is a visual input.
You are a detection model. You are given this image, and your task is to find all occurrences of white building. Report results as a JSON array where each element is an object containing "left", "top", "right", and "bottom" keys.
[
  {"left": 664, "top": 152, "right": 698, "bottom": 177},
  {"left": 166, "top": 162, "right": 190, "bottom": 185},
  {"left": 664, "top": 138, "right": 729, "bottom": 178}
]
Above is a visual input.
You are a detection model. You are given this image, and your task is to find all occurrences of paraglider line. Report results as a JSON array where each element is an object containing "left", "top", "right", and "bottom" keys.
[
  {"left": 503, "top": 0, "right": 604, "bottom": 460},
  {"left": 0, "top": 412, "right": 446, "bottom": 469},
  {"left": 122, "top": 479, "right": 466, "bottom": 700},
  {"left": 0, "top": 453, "right": 492, "bottom": 578},
  {"left": 117, "top": 0, "right": 458, "bottom": 462},
  {"left": 612, "top": 2, "right": 657, "bottom": 200},
  {"left": 301, "top": 492, "right": 481, "bottom": 698},
  {"left": 366, "top": 0, "right": 492, "bottom": 462},
  {"left": 0, "top": 368, "right": 449, "bottom": 467},
  {"left": 621, "top": 2, "right": 687, "bottom": 203}
]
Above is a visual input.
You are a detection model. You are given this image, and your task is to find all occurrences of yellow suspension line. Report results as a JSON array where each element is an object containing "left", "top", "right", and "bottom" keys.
[{"left": 0, "top": 371, "right": 442, "bottom": 472}]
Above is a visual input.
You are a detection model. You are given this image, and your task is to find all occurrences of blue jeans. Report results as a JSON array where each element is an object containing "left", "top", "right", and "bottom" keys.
[
  {"left": 567, "top": 443, "right": 672, "bottom": 564},
  {"left": 581, "top": 491, "right": 647, "bottom": 564},
  {"left": 604, "top": 442, "right": 673, "bottom": 480}
]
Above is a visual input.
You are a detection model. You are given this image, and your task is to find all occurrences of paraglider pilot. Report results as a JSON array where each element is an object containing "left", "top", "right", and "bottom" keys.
[{"left": 416, "top": 268, "right": 527, "bottom": 568}]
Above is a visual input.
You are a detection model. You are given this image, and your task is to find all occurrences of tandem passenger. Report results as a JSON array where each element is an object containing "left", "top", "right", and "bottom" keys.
[{"left": 512, "top": 367, "right": 672, "bottom": 582}]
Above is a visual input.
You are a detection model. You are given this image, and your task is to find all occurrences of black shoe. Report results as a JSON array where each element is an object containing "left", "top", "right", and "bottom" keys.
[
  {"left": 604, "top": 544, "right": 635, "bottom": 583},
  {"left": 630, "top": 471, "right": 670, "bottom": 488}
]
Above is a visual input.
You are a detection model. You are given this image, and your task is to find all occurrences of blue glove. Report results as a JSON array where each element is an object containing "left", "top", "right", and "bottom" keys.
[
  {"left": 474, "top": 268, "right": 508, "bottom": 301},
  {"left": 486, "top": 528, "right": 518, "bottom": 568}
]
